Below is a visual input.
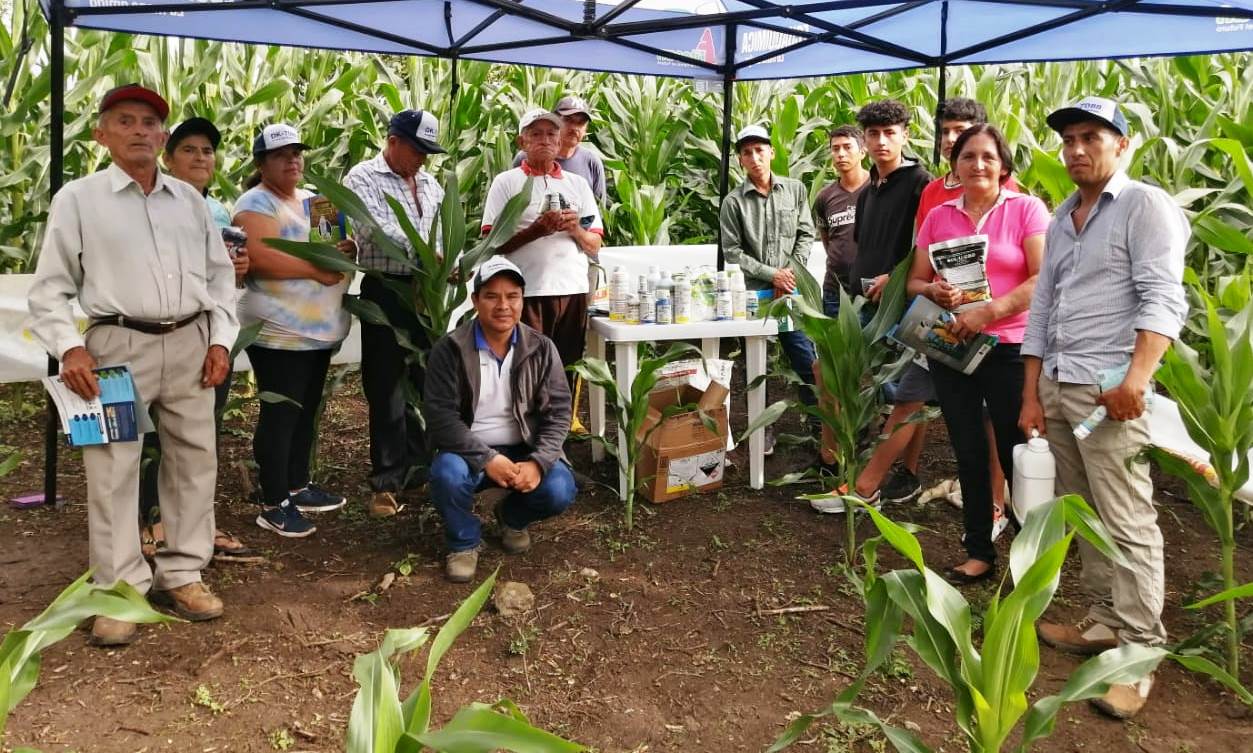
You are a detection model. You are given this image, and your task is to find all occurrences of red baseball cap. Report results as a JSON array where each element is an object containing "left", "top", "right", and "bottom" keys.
[{"left": 99, "top": 83, "right": 169, "bottom": 121}]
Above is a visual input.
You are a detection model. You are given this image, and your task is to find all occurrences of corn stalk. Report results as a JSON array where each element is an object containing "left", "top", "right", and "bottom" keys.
[{"left": 1142, "top": 272, "right": 1253, "bottom": 678}]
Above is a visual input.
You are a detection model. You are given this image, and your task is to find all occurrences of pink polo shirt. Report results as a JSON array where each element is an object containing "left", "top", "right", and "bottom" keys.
[{"left": 916, "top": 188, "right": 1050, "bottom": 344}]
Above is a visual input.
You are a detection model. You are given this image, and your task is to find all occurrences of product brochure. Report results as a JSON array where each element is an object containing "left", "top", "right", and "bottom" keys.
[
  {"left": 305, "top": 195, "right": 348, "bottom": 243},
  {"left": 42, "top": 364, "right": 152, "bottom": 446},
  {"left": 890, "top": 296, "right": 998, "bottom": 375},
  {"left": 928, "top": 234, "right": 991, "bottom": 310}
]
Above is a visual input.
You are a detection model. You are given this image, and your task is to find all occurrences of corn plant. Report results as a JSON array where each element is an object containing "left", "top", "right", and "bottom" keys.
[
  {"left": 776, "top": 258, "right": 912, "bottom": 568},
  {"left": 1142, "top": 274, "right": 1253, "bottom": 678},
  {"left": 769, "top": 495, "right": 1250, "bottom": 753},
  {"left": 1, "top": 572, "right": 175, "bottom": 748},
  {"left": 345, "top": 569, "right": 583, "bottom": 753},
  {"left": 568, "top": 342, "right": 708, "bottom": 531},
  {"left": 267, "top": 171, "right": 531, "bottom": 372}
]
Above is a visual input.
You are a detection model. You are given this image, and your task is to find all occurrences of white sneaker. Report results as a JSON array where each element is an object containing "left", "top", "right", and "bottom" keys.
[
  {"left": 991, "top": 506, "right": 1010, "bottom": 542},
  {"left": 809, "top": 485, "right": 881, "bottom": 514}
]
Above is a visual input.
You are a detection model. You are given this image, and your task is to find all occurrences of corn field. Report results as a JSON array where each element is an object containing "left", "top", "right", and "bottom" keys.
[{"left": 0, "top": 0, "right": 1249, "bottom": 281}]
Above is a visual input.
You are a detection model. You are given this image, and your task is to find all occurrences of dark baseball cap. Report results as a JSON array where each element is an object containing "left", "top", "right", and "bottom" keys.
[
  {"left": 1046, "top": 96, "right": 1129, "bottom": 137},
  {"left": 389, "top": 109, "right": 446, "bottom": 154},
  {"left": 99, "top": 83, "right": 169, "bottom": 122},
  {"left": 167, "top": 117, "right": 221, "bottom": 152}
]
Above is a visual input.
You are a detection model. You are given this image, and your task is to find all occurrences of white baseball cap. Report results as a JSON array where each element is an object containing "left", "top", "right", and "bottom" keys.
[
  {"left": 518, "top": 108, "right": 563, "bottom": 134},
  {"left": 474, "top": 256, "right": 526, "bottom": 292},
  {"left": 735, "top": 124, "right": 772, "bottom": 149},
  {"left": 1046, "top": 96, "right": 1129, "bottom": 136},
  {"left": 252, "top": 123, "right": 309, "bottom": 155}
]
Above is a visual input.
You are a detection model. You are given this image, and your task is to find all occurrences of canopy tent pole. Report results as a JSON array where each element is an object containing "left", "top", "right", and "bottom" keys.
[
  {"left": 716, "top": 24, "right": 737, "bottom": 270},
  {"left": 44, "top": 0, "right": 65, "bottom": 510},
  {"left": 932, "top": 0, "right": 949, "bottom": 167}
]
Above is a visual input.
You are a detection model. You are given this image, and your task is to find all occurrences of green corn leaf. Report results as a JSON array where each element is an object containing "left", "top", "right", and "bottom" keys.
[
  {"left": 734, "top": 400, "right": 788, "bottom": 444},
  {"left": 1021, "top": 644, "right": 1167, "bottom": 748},
  {"left": 1186, "top": 581, "right": 1253, "bottom": 610},
  {"left": 1168, "top": 653, "right": 1253, "bottom": 705},
  {"left": 415, "top": 706, "right": 585, "bottom": 753},
  {"left": 265, "top": 237, "right": 364, "bottom": 274},
  {"left": 403, "top": 571, "right": 498, "bottom": 736}
]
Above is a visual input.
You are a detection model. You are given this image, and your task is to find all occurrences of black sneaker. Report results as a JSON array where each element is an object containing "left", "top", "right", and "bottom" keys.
[
  {"left": 256, "top": 499, "right": 317, "bottom": 538},
  {"left": 291, "top": 484, "right": 346, "bottom": 513},
  {"left": 881, "top": 465, "right": 922, "bottom": 504}
]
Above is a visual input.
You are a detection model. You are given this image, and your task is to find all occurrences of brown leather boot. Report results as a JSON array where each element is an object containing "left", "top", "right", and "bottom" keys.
[
  {"left": 89, "top": 616, "right": 137, "bottom": 647},
  {"left": 155, "top": 582, "right": 224, "bottom": 621},
  {"left": 1038, "top": 616, "right": 1118, "bottom": 655},
  {"left": 445, "top": 549, "right": 479, "bottom": 583},
  {"left": 1091, "top": 675, "right": 1153, "bottom": 719},
  {"left": 368, "top": 491, "right": 404, "bottom": 519}
]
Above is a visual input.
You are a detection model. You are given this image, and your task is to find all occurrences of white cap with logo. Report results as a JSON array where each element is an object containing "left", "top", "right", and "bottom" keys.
[
  {"left": 474, "top": 256, "right": 527, "bottom": 292},
  {"left": 252, "top": 123, "right": 309, "bottom": 155},
  {"left": 735, "top": 124, "right": 772, "bottom": 149},
  {"left": 518, "top": 108, "right": 563, "bottom": 134}
]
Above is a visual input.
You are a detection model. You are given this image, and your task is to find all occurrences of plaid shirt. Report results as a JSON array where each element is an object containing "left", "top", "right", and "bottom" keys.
[{"left": 343, "top": 153, "right": 444, "bottom": 275}]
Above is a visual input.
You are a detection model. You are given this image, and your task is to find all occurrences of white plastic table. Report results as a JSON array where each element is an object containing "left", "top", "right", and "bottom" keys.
[{"left": 586, "top": 316, "right": 780, "bottom": 500}]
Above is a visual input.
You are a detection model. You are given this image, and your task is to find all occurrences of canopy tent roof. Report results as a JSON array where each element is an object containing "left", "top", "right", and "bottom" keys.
[{"left": 40, "top": 0, "right": 1253, "bottom": 81}]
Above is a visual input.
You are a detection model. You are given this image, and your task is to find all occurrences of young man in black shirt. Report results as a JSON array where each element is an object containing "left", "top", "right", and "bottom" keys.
[{"left": 812, "top": 99, "right": 933, "bottom": 513}]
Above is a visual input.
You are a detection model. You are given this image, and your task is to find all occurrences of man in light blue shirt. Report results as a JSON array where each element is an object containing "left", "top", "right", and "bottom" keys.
[{"left": 1019, "top": 97, "right": 1188, "bottom": 721}]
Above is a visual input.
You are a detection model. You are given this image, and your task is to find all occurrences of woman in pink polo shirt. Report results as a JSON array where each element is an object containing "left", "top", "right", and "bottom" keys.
[{"left": 908, "top": 123, "right": 1050, "bottom": 584}]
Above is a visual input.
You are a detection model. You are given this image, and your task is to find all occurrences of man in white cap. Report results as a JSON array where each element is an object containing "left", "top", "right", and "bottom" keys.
[
  {"left": 1020, "top": 96, "right": 1189, "bottom": 720},
  {"left": 424, "top": 256, "right": 576, "bottom": 583},
  {"left": 482, "top": 108, "right": 603, "bottom": 386},
  {"left": 511, "top": 95, "right": 605, "bottom": 202},
  {"left": 344, "top": 109, "right": 447, "bottom": 518},
  {"left": 28, "top": 83, "right": 238, "bottom": 645},
  {"left": 721, "top": 123, "right": 817, "bottom": 449}
]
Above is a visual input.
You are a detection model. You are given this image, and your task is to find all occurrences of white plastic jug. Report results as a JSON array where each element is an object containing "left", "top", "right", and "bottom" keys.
[{"left": 1011, "top": 429, "right": 1056, "bottom": 526}]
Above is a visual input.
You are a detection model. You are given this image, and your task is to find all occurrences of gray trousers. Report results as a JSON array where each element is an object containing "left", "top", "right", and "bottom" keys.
[
  {"left": 82, "top": 318, "right": 217, "bottom": 593},
  {"left": 1039, "top": 375, "right": 1166, "bottom": 646}
]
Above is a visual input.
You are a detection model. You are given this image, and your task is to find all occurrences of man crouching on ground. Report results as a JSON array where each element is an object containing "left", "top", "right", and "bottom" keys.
[{"left": 424, "top": 257, "right": 577, "bottom": 582}]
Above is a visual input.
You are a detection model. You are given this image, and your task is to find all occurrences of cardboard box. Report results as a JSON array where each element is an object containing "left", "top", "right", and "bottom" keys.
[{"left": 636, "top": 381, "right": 730, "bottom": 503}]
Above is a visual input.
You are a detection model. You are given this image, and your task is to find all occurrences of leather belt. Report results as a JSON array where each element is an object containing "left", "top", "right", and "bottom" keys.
[{"left": 90, "top": 313, "right": 202, "bottom": 335}]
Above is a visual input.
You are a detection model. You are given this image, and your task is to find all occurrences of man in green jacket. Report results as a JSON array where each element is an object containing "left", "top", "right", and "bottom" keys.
[
  {"left": 424, "top": 257, "right": 576, "bottom": 583},
  {"left": 721, "top": 124, "right": 818, "bottom": 447}
]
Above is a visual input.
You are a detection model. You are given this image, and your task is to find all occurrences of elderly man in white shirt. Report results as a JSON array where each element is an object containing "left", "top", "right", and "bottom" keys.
[{"left": 27, "top": 83, "right": 238, "bottom": 647}]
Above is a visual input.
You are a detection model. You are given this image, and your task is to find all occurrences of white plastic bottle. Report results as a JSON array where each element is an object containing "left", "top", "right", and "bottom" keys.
[
  {"left": 638, "top": 275, "right": 654, "bottom": 324},
  {"left": 610, "top": 265, "right": 629, "bottom": 322},
  {"left": 647, "top": 265, "right": 661, "bottom": 294},
  {"left": 1011, "top": 429, "right": 1056, "bottom": 526},
  {"left": 728, "top": 264, "right": 747, "bottom": 320},
  {"left": 715, "top": 270, "right": 732, "bottom": 321},
  {"left": 673, "top": 272, "right": 692, "bottom": 324},
  {"left": 655, "top": 279, "right": 672, "bottom": 325},
  {"left": 626, "top": 294, "right": 640, "bottom": 325}
]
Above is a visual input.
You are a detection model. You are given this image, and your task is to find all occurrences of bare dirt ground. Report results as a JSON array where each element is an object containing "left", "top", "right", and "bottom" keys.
[{"left": 1, "top": 366, "right": 1251, "bottom": 753}]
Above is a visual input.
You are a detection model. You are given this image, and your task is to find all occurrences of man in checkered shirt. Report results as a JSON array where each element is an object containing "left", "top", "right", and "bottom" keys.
[{"left": 344, "top": 109, "right": 446, "bottom": 519}]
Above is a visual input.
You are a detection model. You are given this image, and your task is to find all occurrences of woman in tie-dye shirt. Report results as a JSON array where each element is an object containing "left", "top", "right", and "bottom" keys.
[{"left": 234, "top": 124, "right": 351, "bottom": 539}]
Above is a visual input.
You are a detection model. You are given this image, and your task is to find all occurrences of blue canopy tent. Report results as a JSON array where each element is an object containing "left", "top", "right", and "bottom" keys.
[{"left": 34, "top": 0, "right": 1253, "bottom": 503}]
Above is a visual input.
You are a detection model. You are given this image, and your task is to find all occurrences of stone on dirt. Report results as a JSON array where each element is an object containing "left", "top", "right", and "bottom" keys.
[{"left": 494, "top": 581, "right": 535, "bottom": 618}]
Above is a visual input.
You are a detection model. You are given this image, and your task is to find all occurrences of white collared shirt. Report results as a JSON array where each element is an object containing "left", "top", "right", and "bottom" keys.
[{"left": 27, "top": 163, "right": 239, "bottom": 358}]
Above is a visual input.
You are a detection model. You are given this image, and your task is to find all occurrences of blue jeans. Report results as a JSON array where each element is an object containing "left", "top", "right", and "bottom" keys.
[
  {"left": 778, "top": 330, "right": 817, "bottom": 407},
  {"left": 429, "top": 446, "right": 576, "bottom": 552},
  {"left": 822, "top": 290, "right": 843, "bottom": 318}
]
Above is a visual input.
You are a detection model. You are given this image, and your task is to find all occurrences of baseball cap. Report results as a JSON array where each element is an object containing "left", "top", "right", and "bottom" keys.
[
  {"left": 474, "top": 256, "right": 526, "bottom": 292},
  {"left": 99, "top": 83, "right": 169, "bottom": 122},
  {"left": 554, "top": 95, "right": 592, "bottom": 119},
  {"left": 1046, "top": 96, "right": 1129, "bottom": 136},
  {"left": 167, "top": 117, "right": 221, "bottom": 152},
  {"left": 389, "top": 109, "right": 446, "bottom": 154},
  {"left": 735, "top": 124, "right": 772, "bottom": 150},
  {"left": 252, "top": 123, "right": 309, "bottom": 155},
  {"left": 518, "top": 108, "right": 563, "bottom": 134}
]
